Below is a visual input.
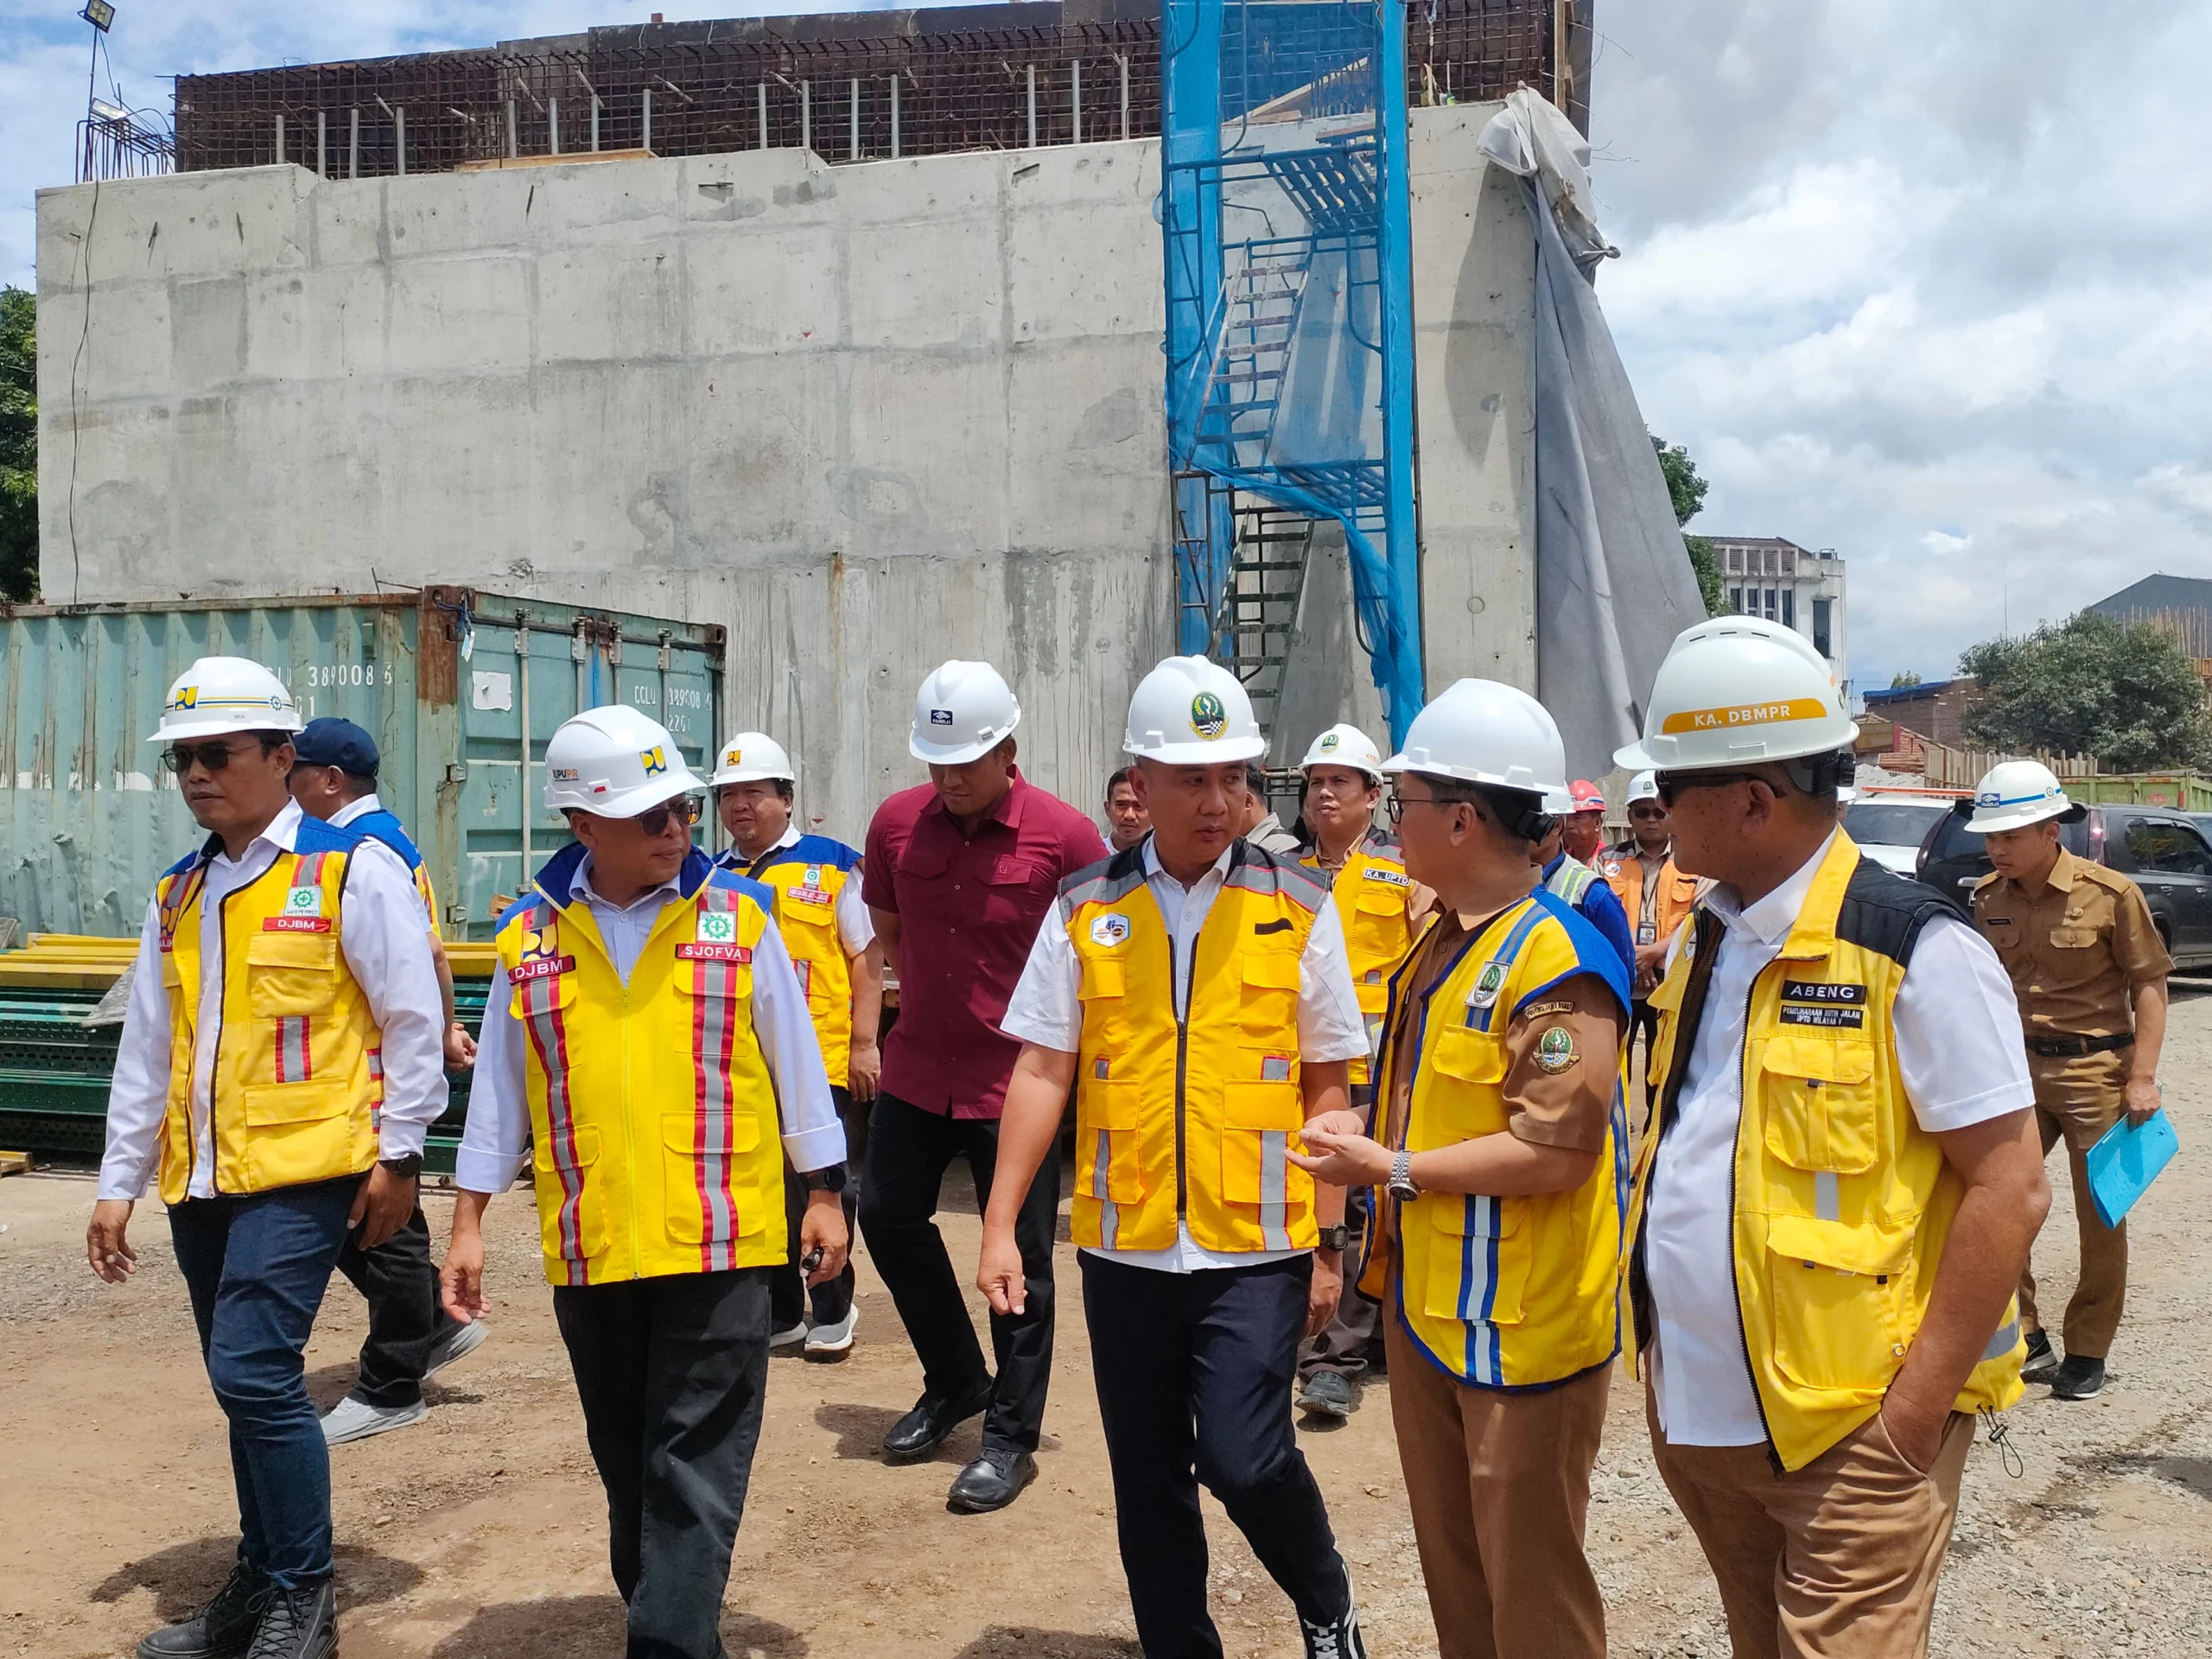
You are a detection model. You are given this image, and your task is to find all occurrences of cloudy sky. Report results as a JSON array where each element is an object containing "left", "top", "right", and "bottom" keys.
[{"left": 4, "top": 1, "right": 2207, "bottom": 689}]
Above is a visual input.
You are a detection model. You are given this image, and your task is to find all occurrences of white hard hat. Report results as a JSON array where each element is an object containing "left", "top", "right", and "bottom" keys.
[
  {"left": 1382, "top": 678, "right": 1566, "bottom": 797},
  {"left": 1627, "top": 770, "right": 1661, "bottom": 805},
  {"left": 1615, "top": 615, "right": 1857, "bottom": 772},
  {"left": 543, "top": 705, "right": 705, "bottom": 818},
  {"left": 1963, "top": 760, "right": 2080, "bottom": 834},
  {"left": 910, "top": 660, "right": 1020, "bottom": 766},
  {"left": 1124, "top": 656, "right": 1266, "bottom": 765},
  {"left": 1300, "top": 723, "right": 1384, "bottom": 779},
  {"left": 710, "top": 731, "right": 795, "bottom": 787},
  {"left": 1540, "top": 785, "right": 1575, "bottom": 816},
  {"left": 149, "top": 656, "right": 303, "bottom": 744}
]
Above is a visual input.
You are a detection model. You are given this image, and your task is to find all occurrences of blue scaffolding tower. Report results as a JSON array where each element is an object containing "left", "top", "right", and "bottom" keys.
[{"left": 1162, "top": 0, "right": 1423, "bottom": 745}]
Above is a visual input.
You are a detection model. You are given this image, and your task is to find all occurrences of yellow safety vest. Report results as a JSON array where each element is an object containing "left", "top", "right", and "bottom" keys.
[
  {"left": 1065, "top": 842, "right": 1329, "bottom": 1255},
  {"left": 727, "top": 836, "right": 861, "bottom": 1089},
  {"left": 1373, "top": 891, "right": 1630, "bottom": 1389},
  {"left": 153, "top": 821, "right": 383, "bottom": 1205},
  {"left": 1626, "top": 833, "right": 2026, "bottom": 1471},
  {"left": 1301, "top": 826, "right": 1419, "bottom": 1088},
  {"left": 496, "top": 849, "right": 788, "bottom": 1287}
]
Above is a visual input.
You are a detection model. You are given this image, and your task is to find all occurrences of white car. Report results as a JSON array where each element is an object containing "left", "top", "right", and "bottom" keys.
[{"left": 1843, "top": 791, "right": 1955, "bottom": 874}]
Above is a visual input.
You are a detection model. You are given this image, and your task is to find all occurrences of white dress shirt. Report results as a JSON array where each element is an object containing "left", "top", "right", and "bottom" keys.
[
  {"left": 99, "top": 798, "right": 449, "bottom": 1201},
  {"left": 722, "top": 823, "right": 875, "bottom": 956},
  {"left": 1645, "top": 831, "right": 2035, "bottom": 1446},
  {"left": 1001, "top": 838, "right": 1369, "bottom": 1274},
  {"left": 454, "top": 855, "right": 846, "bottom": 1194}
]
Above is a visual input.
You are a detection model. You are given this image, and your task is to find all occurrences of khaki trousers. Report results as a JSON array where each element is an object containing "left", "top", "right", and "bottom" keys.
[
  {"left": 1648, "top": 1390, "right": 1974, "bottom": 1659},
  {"left": 2019, "top": 1051, "right": 2127, "bottom": 1358},
  {"left": 1384, "top": 1314, "right": 1610, "bottom": 1659}
]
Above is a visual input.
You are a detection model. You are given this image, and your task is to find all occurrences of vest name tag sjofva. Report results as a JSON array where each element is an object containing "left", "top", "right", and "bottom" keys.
[
  {"left": 1779, "top": 1004, "right": 1866, "bottom": 1028},
  {"left": 510, "top": 955, "right": 577, "bottom": 982},
  {"left": 263, "top": 915, "right": 332, "bottom": 933},
  {"left": 677, "top": 943, "right": 753, "bottom": 963}
]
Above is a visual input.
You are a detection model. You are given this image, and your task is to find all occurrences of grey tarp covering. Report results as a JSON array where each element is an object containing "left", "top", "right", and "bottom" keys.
[{"left": 1481, "top": 91, "right": 1707, "bottom": 780}]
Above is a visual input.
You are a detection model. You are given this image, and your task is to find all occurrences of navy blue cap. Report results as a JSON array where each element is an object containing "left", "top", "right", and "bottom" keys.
[{"left": 293, "top": 717, "right": 379, "bottom": 776}]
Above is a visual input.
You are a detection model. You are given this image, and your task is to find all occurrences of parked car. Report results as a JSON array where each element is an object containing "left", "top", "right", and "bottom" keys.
[
  {"left": 1916, "top": 803, "right": 2212, "bottom": 968},
  {"left": 1843, "top": 792, "right": 1955, "bottom": 875}
]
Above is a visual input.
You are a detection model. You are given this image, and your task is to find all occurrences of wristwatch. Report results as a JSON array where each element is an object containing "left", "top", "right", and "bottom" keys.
[
  {"left": 804, "top": 1164, "right": 849, "bottom": 1195},
  {"left": 378, "top": 1152, "right": 423, "bottom": 1180},
  {"left": 1387, "top": 1148, "right": 1420, "bottom": 1205},
  {"left": 1315, "top": 1224, "right": 1352, "bottom": 1253}
]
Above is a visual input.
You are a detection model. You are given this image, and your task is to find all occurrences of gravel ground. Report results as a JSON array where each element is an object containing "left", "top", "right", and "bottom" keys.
[{"left": 3, "top": 986, "right": 2209, "bottom": 1657}]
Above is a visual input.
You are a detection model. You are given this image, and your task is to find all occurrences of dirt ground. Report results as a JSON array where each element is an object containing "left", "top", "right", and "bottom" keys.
[{"left": 6, "top": 992, "right": 2212, "bottom": 1659}]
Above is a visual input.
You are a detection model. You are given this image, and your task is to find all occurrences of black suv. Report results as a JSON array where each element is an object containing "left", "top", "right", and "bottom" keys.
[{"left": 1916, "top": 803, "right": 2212, "bottom": 968}]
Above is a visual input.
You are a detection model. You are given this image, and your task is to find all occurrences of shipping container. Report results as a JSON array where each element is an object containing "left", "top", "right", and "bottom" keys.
[
  {"left": 0, "top": 587, "right": 724, "bottom": 938},
  {"left": 2064, "top": 773, "right": 2212, "bottom": 814}
]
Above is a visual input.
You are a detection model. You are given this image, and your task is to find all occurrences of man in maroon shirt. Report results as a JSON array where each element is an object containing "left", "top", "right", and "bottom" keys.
[{"left": 861, "top": 659, "right": 1109, "bottom": 1514}]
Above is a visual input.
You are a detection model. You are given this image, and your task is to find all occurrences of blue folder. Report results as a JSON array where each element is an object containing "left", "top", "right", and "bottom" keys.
[{"left": 2085, "top": 1109, "right": 2179, "bottom": 1230}]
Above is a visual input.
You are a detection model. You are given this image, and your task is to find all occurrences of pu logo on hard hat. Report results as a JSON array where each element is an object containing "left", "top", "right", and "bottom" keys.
[
  {"left": 1090, "top": 914, "right": 1131, "bottom": 947},
  {"left": 929, "top": 709, "right": 955, "bottom": 727},
  {"left": 726, "top": 747, "right": 743, "bottom": 767},
  {"left": 640, "top": 747, "right": 668, "bottom": 777},
  {"left": 1319, "top": 732, "right": 1339, "bottom": 753},
  {"left": 1190, "top": 692, "right": 1228, "bottom": 741},
  {"left": 176, "top": 687, "right": 199, "bottom": 709}
]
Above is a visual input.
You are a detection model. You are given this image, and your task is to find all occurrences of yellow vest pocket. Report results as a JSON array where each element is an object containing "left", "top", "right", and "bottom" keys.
[
  {"left": 246, "top": 932, "right": 342, "bottom": 1015},
  {"left": 1764, "top": 1212, "right": 1911, "bottom": 1393},
  {"left": 1422, "top": 1025, "right": 1511, "bottom": 1141},
  {"left": 1219, "top": 1078, "right": 1306, "bottom": 1206},
  {"left": 1760, "top": 1035, "right": 1878, "bottom": 1175},
  {"left": 662, "top": 1110, "right": 769, "bottom": 1245},
  {"left": 1421, "top": 1193, "right": 1529, "bottom": 1325},
  {"left": 1076, "top": 1078, "right": 1145, "bottom": 1203},
  {"left": 238, "top": 1082, "right": 361, "bottom": 1190},
  {"left": 1238, "top": 951, "right": 1301, "bottom": 1039},
  {"left": 533, "top": 1122, "right": 607, "bottom": 1264}
]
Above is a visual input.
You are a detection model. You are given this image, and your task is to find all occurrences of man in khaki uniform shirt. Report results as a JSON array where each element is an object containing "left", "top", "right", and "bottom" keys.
[{"left": 1965, "top": 763, "right": 2171, "bottom": 1402}]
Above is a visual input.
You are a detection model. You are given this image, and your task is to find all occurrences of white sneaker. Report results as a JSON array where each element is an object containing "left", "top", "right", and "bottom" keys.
[
  {"left": 770, "top": 1320, "right": 810, "bottom": 1350},
  {"left": 425, "top": 1318, "right": 487, "bottom": 1380},
  {"left": 321, "top": 1395, "right": 428, "bottom": 1445},
  {"left": 804, "top": 1307, "right": 857, "bottom": 1360}
]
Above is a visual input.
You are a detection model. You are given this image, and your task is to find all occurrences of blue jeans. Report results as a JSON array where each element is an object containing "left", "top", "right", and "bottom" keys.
[{"left": 168, "top": 1177, "right": 358, "bottom": 1589}]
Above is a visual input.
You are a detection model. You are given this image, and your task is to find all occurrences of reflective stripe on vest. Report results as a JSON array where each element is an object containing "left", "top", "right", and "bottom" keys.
[{"left": 1302, "top": 828, "right": 1417, "bottom": 1085}]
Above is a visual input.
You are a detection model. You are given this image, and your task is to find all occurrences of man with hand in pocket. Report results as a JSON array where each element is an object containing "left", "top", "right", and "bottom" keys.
[{"left": 441, "top": 706, "right": 849, "bottom": 1659}]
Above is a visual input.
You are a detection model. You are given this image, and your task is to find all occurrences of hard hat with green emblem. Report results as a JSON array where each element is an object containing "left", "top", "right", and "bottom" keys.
[
  {"left": 1298, "top": 722, "right": 1384, "bottom": 780},
  {"left": 1123, "top": 656, "right": 1266, "bottom": 766}
]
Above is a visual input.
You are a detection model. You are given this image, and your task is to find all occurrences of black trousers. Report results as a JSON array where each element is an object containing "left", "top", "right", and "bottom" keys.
[
  {"left": 333, "top": 1205, "right": 462, "bottom": 1408},
  {"left": 857, "top": 1091, "right": 1058, "bottom": 1452},
  {"left": 553, "top": 1268, "right": 772, "bottom": 1659},
  {"left": 1082, "top": 1251, "right": 1350, "bottom": 1657},
  {"left": 770, "top": 1087, "right": 864, "bottom": 1332}
]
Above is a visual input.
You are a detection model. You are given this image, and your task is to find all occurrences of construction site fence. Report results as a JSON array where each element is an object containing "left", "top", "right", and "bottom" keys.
[
  {"left": 172, "top": 1, "right": 1565, "bottom": 178},
  {"left": 1882, "top": 730, "right": 2101, "bottom": 791}
]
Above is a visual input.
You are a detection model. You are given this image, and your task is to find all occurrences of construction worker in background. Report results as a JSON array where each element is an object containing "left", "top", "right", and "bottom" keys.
[
  {"left": 861, "top": 661, "right": 1108, "bottom": 1513},
  {"left": 1560, "top": 780, "right": 1609, "bottom": 864},
  {"left": 709, "top": 730, "right": 882, "bottom": 1362},
  {"left": 1104, "top": 764, "right": 1152, "bottom": 852},
  {"left": 1241, "top": 760, "right": 1304, "bottom": 854},
  {"left": 1618, "top": 616, "right": 2049, "bottom": 1657},
  {"left": 1535, "top": 790, "right": 1636, "bottom": 980},
  {"left": 1599, "top": 770, "right": 1702, "bottom": 1088},
  {"left": 1964, "top": 760, "right": 2171, "bottom": 1403},
  {"left": 1291, "top": 677, "right": 1632, "bottom": 1659},
  {"left": 285, "top": 717, "right": 488, "bottom": 1446},
  {"left": 1291, "top": 721, "right": 1429, "bottom": 1423},
  {"left": 983, "top": 656, "right": 1370, "bottom": 1659},
  {"left": 442, "top": 705, "right": 849, "bottom": 1659},
  {"left": 89, "top": 658, "right": 448, "bottom": 1659}
]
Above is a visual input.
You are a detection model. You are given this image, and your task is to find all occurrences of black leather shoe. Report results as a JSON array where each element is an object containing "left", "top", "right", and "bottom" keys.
[
  {"left": 2050, "top": 1355, "right": 2106, "bottom": 1401},
  {"left": 882, "top": 1377, "right": 995, "bottom": 1465},
  {"left": 244, "top": 1580, "right": 336, "bottom": 1659},
  {"left": 2020, "top": 1329, "right": 2058, "bottom": 1385},
  {"left": 946, "top": 1446, "right": 1038, "bottom": 1514},
  {"left": 136, "top": 1560, "right": 272, "bottom": 1659}
]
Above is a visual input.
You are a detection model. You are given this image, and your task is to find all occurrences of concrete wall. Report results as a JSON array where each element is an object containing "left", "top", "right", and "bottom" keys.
[{"left": 37, "top": 105, "right": 1535, "bottom": 836}]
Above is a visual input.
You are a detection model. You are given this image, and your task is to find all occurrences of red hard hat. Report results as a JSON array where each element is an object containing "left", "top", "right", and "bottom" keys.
[{"left": 1568, "top": 779, "right": 1605, "bottom": 811}]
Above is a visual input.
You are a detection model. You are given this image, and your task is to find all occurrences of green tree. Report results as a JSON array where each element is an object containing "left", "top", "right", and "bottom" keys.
[
  {"left": 1651, "top": 434, "right": 1723, "bottom": 615},
  {"left": 1889, "top": 671, "right": 1923, "bottom": 689},
  {"left": 0, "top": 285, "right": 35, "bottom": 602},
  {"left": 1959, "top": 612, "right": 2212, "bottom": 772}
]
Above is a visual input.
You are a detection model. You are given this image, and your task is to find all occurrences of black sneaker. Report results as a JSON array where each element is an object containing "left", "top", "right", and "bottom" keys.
[
  {"left": 1300, "top": 1568, "right": 1368, "bottom": 1659},
  {"left": 244, "top": 1581, "right": 336, "bottom": 1659},
  {"left": 136, "top": 1560, "right": 273, "bottom": 1659},
  {"left": 2050, "top": 1356, "right": 2106, "bottom": 1402},
  {"left": 1298, "top": 1370, "right": 1356, "bottom": 1422},
  {"left": 2020, "top": 1329, "right": 2058, "bottom": 1385}
]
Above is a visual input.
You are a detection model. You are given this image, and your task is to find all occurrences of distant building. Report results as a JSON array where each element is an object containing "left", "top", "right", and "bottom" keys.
[
  {"left": 1859, "top": 677, "right": 1975, "bottom": 748},
  {"left": 1709, "top": 536, "right": 1848, "bottom": 688},
  {"left": 2085, "top": 574, "right": 2212, "bottom": 660}
]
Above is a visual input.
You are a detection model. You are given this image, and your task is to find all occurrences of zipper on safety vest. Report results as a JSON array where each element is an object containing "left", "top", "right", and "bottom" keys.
[
  {"left": 1732, "top": 965, "right": 1783, "bottom": 1472},
  {"left": 1171, "top": 911, "right": 1189, "bottom": 1223},
  {"left": 201, "top": 855, "right": 283, "bottom": 1197}
]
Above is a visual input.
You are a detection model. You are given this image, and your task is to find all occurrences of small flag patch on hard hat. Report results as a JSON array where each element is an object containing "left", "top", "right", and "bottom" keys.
[
  {"left": 640, "top": 747, "right": 668, "bottom": 776},
  {"left": 1659, "top": 697, "right": 1830, "bottom": 735},
  {"left": 1189, "top": 692, "right": 1228, "bottom": 740}
]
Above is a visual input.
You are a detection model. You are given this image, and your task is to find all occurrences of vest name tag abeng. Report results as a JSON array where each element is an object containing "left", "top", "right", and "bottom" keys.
[
  {"left": 509, "top": 954, "right": 578, "bottom": 983},
  {"left": 1780, "top": 980, "right": 1866, "bottom": 1005},
  {"left": 1778, "top": 1003, "right": 1866, "bottom": 1028},
  {"left": 263, "top": 915, "right": 334, "bottom": 934},
  {"left": 677, "top": 943, "right": 754, "bottom": 963}
]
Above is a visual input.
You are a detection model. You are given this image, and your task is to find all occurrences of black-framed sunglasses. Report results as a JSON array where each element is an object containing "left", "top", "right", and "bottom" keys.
[
  {"left": 1628, "top": 803, "right": 1669, "bottom": 821},
  {"left": 637, "top": 796, "right": 704, "bottom": 837},
  {"left": 1385, "top": 792, "right": 1459, "bottom": 827},
  {"left": 161, "top": 737, "right": 268, "bottom": 776},
  {"left": 1653, "top": 769, "right": 1771, "bottom": 807}
]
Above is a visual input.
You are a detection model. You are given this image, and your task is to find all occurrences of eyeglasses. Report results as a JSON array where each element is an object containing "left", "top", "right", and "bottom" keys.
[
  {"left": 1628, "top": 804, "right": 1669, "bottom": 821},
  {"left": 162, "top": 738, "right": 266, "bottom": 776},
  {"left": 1386, "top": 793, "right": 1459, "bottom": 827},
  {"left": 1653, "top": 770, "right": 1771, "bottom": 807},
  {"left": 637, "top": 796, "right": 703, "bottom": 838}
]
